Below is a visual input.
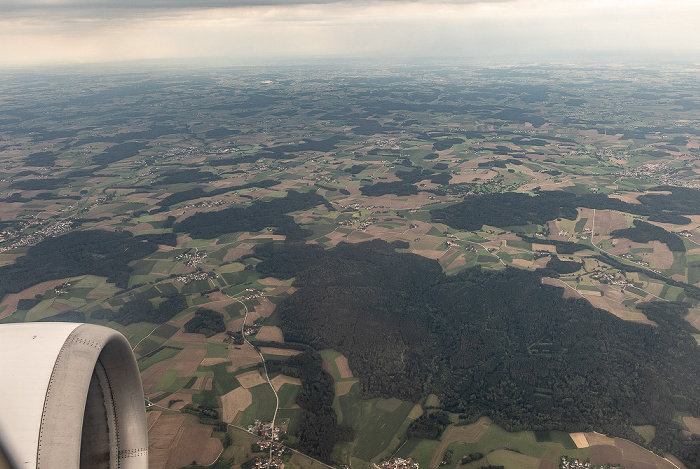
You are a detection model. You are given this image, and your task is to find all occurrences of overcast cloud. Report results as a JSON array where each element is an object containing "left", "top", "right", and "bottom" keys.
[{"left": 0, "top": 0, "right": 698, "bottom": 65}]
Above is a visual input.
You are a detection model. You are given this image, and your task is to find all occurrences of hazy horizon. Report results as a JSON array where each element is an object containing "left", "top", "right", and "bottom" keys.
[{"left": 1, "top": 0, "right": 699, "bottom": 67}]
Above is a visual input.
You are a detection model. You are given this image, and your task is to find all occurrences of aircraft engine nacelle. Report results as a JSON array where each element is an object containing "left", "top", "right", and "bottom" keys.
[{"left": 0, "top": 323, "right": 148, "bottom": 469}]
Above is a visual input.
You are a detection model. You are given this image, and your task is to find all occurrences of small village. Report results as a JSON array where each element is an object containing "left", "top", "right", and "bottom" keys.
[
  {"left": 247, "top": 419, "right": 281, "bottom": 441},
  {"left": 176, "top": 270, "right": 218, "bottom": 284},
  {"left": 246, "top": 420, "right": 287, "bottom": 469},
  {"left": 560, "top": 456, "right": 625, "bottom": 469},
  {"left": 175, "top": 249, "right": 208, "bottom": 267},
  {"left": 0, "top": 219, "right": 73, "bottom": 252},
  {"left": 379, "top": 457, "right": 419, "bottom": 469},
  {"left": 590, "top": 270, "right": 630, "bottom": 287},
  {"left": 241, "top": 288, "right": 265, "bottom": 301}
]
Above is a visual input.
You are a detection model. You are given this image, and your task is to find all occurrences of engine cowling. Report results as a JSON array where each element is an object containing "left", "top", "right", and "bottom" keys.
[{"left": 0, "top": 323, "right": 148, "bottom": 469}]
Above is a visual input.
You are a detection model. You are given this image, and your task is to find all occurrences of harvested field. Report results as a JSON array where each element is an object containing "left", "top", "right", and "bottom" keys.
[
  {"left": 408, "top": 404, "right": 423, "bottom": 419},
  {"left": 446, "top": 256, "right": 467, "bottom": 271},
  {"left": 148, "top": 413, "right": 188, "bottom": 469},
  {"left": 334, "top": 379, "right": 358, "bottom": 397},
  {"left": 256, "top": 326, "right": 284, "bottom": 342},
  {"left": 335, "top": 355, "right": 353, "bottom": 378},
  {"left": 227, "top": 344, "right": 262, "bottom": 371},
  {"left": 165, "top": 422, "right": 222, "bottom": 469},
  {"left": 610, "top": 437, "right": 679, "bottom": 469},
  {"left": 200, "top": 357, "right": 229, "bottom": 366},
  {"left": 411, "top": 249, "right": 447, "bottom": 260},
  {"left": 200, "top": 298, "right": 235, "bottom": 315},
  {"left": 259, "top": 277, "right": 284, "bottom": 286},
  {"left": 168, "top": 329, "right": 208, "bottom": 344},
  {"left": 190, "top": 376, "right": 205, "bottom": 390},
  {"left": 322, "top": 358, "right": 334, "bottom": 377},
  {"left": 570, "top": 433, "right": 590, "bottom": 448},
  {"left": 585, "top": 432, "right": 616, "bottom": 446},
  {"left": 485, "top": 449, "right": 542, "bottom": 469},
  {"left": 684, "top": 416, "right": 700, "bottom": 435},
  {"left": 221, "top": 386, "right": 253, "bottom": 422},
  {"left": 223, "top": 243, "right": 255, "bottom": 262},
  {"left": 141, "top": 348, "right": 207, "bottom": 394},
  {"left": 608, "top": 192, "right": 643, "bottom": 204},
  {"left": 583, "top": 285, "right": 655, "bottom": 325},
  {"left": 259, "top": 347, "right": 301, "bottom": 357},
  {"left": 686, "top": 309, "right": 700, "bottom": 331},
  {"left": 590, "top": 446, "right": 623, "bottom": 467},
  {"left": 267, "top": 285, "right": 293, "bottom": 296},
  {"left": 127, "top": 222, "right": 155, "bottom": 233},
  {"left": 591, "top": 210, "right": 629, "bottom": 241},
  {"left": 227, "top": 317, "right": 246, "bottom": 331},
  {"left": 147, "top": 410, "right": 162, "bottom": 431},
  {"left": 607, "top": 241, "right": 674, "bottom": 270},
  {"left": 236, "top": 370, "right": 267, "bottom": 389},
  {"left": 542, "top": 277, "right": 584, "bottom": 299},
  {"left": 0, "top": 277, "right": 73, "bottom": 319},
  {"left": 154, "top": 391, "right": 192, "bottom": 410},
  {"left": 532, "top": 243, "right": 558, "bottom": 253},
  {"left": 430, "top": 418, "right": 491, "bottom": 469},
  {"left": 270, "top": 374, "right": 302, "bottom": 391}
]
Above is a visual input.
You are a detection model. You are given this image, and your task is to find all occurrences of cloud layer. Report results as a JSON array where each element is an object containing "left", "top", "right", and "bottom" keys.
[{"left": 1, "top": 0, "right": 699, "bottom": 65}]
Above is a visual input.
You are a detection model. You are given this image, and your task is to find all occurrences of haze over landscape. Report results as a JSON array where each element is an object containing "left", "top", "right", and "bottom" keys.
[{"left": 1, "top": 0, "right": 700, "bottom": 65}]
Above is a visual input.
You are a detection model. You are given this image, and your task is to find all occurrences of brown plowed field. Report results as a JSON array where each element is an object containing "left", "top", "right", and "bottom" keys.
[
  {"left": 335, "top": 355, "right": 353, "bottom": 378},
  {"left": 165, "top": 422, "right": 222, "bottom": 469},
  {"left": 256, "top": 326, "right": 284, "bottom": 342},
  {"left": 221, "top": 386, "right": 253, "bottom": 422},
  {"left": 259, "top": 347, "right": 301, "bottom": 357},
  {"left": 684, "top": 416, "right": 700, "bottom": 435},
  {"left": 227, "top": 344, "right": 262, "bottom": 371}
]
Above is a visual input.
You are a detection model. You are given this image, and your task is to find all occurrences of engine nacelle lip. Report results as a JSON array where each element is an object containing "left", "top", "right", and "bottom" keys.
[{"left": 0, "top": 323, "right": 148, "bottom": 469}]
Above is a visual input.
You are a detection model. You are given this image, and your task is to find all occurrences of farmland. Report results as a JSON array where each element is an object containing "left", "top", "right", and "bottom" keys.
[{"left": 1, "top": 63, "right": 700, "bottom": 469}]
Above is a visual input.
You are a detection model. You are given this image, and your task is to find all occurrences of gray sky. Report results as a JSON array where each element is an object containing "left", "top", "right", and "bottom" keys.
[{"left": 1, "top": 0, "right": 699, "bottom": 65}]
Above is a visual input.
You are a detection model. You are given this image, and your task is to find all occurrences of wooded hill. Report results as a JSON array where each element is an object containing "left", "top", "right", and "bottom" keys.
[{"left": 254, "top": 239, "right": 700, "bottom": 467}]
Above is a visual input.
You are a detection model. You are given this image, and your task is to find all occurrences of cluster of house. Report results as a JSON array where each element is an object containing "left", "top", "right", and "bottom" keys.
[
  {"left": 54, "top": 282, "right": 71, "bottom": 294},
  {"left": 248, "top": 454, "right": 284, "bottom": 469},
  {"left": 164, "top": 146, "right": 203, "bottom": 161},
  {"left": 0, "top": 219, "right": 72, "bottom": 253},
  {"left": 176, "top": 271, "right": 218, "bottom": 284},
  {"left": 590, "top": 271, "right": 630, "bottom": 287},
  {"left": 560, "top": 456, "right": 624, "bottom": 469},
  {"left": 380, "top": 457, "right": 419, "bottom": 469},
  {"left": 184, "top": 199, "right": 225, "bottom": 209},
  {"left": 174, "top": 249, "right": 208, "bottom": 267},
  {"left": 620, "top": 254, "right": 649, "bottom": 267},
  {"left": 247, "top": 420, "right": 281, "bottom": 441},
  {"left": 617, "top": 163, "right": 696, "bottom": 188},
  {"left": 243, "top": 326, "right": 260, "bottom": 336},
  {"left": 242, "top": 289, "right": 264, "bottom": 301}
]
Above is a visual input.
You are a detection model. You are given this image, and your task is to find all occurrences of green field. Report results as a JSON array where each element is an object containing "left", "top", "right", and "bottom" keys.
[
  {"left": 397, "top": 438, "right": 441, "bottom": 469},
  {"left": 138, "top": 346, "right": 182, "bottom": 372},
  {"left": 335, "top": 383, "right": 418, "bottom": 461},
  {"left": 277, "top": 383, "right": 301, "bottom": 408},
  {"left": 447, "top": 424, "right": 589, "bottom": 465},
  {"left": 238, "top": 383, "right": 278, "bottom": 425},
  {"left": 153, "top": 369, "right": 193, "bottom": 393}
]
